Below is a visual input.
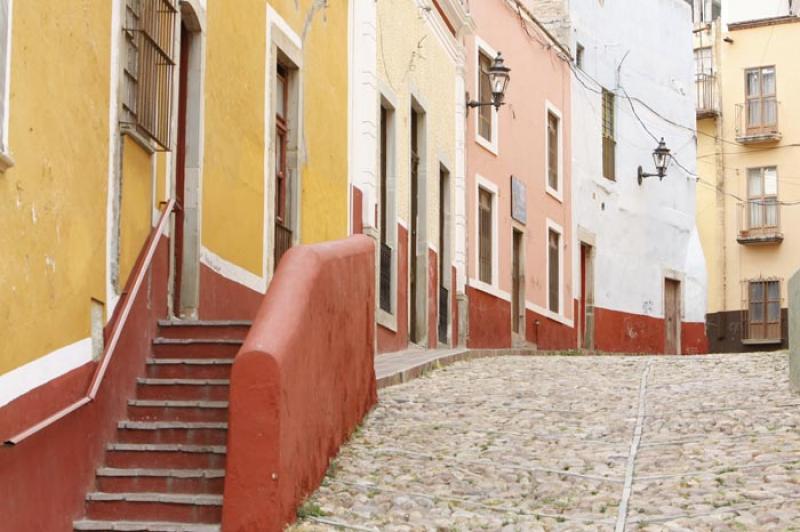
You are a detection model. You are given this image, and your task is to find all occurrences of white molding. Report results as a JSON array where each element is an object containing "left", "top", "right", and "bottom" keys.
[
  {"left": 0, "top": 0, "right": 12, "bottom": 155},
  {"left": 544, "top": 99, "right": 564, "bottom": 203},
  {"left": 475, "top": 174, "right": 499, "bottom": 288},
  {"left": 525, "top": 301, "right": 575, "bottom": 328},
  {"left": 473, "top": 36, "right": 499, "bottom": 156},
  {"left": 454, "top": 61, "right": 467, "bottom": 292},
  {"left": 105, "top": 0, "right": 124, "bottom": 319},
  {"left": 397, "top": 217, "right": 409, "bottom": 230},
  {"left": 377, "top": 307, "right": 398, "bottom": 333},
  {"left": 0, "top": 338, "right": 92, "bottom": 408},
  {"left": 469, "top": 278, "right": 511, "bottom": 302},
  {"left": 546, "top": 217, "right": 566, "bottom": 319},
  {"left": 200, "top": 246, "right": 267, "bottom": 294},
  {"left": 414, "top": 0, "right": 463, "bottom": 65}
]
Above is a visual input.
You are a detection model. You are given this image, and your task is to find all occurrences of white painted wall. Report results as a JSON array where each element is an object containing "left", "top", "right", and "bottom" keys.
[
  {"left": 724, "top": 0, "right": 796, "bottom": 25},
  {"left": 570, "top": 0, "right": 707, "bottom": 323}
]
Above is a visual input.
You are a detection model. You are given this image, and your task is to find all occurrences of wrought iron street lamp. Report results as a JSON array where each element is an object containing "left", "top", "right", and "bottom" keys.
[
  {"left": 467, "top": 52, "right": 511, "bottom": 111},
  {"left": 637, "top": 138, "right": 672, "bottom": 186}
]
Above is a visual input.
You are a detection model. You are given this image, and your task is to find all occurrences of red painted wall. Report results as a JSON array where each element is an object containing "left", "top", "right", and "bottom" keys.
[
  {"left": 199, "top": 263, "right": 263, "bottom": 321},
  {"left": 525, "top": 300, "right": 578, "bottom": 351},
  {"left": 466, "top": 286, "right": 511, "bottom": 348},
  {"left": 451, "top": 266, "right": 459, "bottom": 347},
  {"left": 351, "top": 186, "right": 363, "bottom": 235},
  {"left": 594, "top": 307, "right": 665, "bottom": 354},
  {"left": 593, "top": 306, "right": 708, "bottom": 355},
  {"left": 0, "top": 238, "right": 170, "bottom": 532},
  {"left": 682, "top": 322, "right": 709, "bottom": 355},
  {"left": 428, "top": 248, "right": 437, "bottom": 349},
  {"left": 222, "top": 235, "right": 377, "bottom": 532},
  {"left": 377, "top": 223, "right": 408, "bottom": 353}
]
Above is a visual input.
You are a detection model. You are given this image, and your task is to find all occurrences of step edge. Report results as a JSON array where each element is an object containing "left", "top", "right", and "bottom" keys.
[
  {"left": 127, "top": 400, "right": 229, "bottom": 409},
  {"left": 118, "top": 421, "right": 228, "bottom": 430},
  {"left": 146, "top": 359, "right": 234, "bottom": 365},
  {"left": 153, "top": 338, "right": 243, "bottom": 345},
  {"left": 74, "top": 520, "right": 220, "bottom": 532},
  {"left": 85, "top": 492, "right": 223, "bottom": 505},
  {"left": 106, "top": 443, "right": 227, "bottom": 454},
  {"left": 158, "top": 319, "right": 251, "bottom": 327},
  {"left": 137, "top": 379, "right": 230, "bottom": 386},
  {"left": 97, "top": 467, "right": 225, "bottom": 479}
]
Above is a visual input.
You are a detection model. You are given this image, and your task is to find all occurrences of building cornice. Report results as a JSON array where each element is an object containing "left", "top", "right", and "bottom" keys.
[{"left": 729, "top": 15, "right": 800, "bottom": 31}]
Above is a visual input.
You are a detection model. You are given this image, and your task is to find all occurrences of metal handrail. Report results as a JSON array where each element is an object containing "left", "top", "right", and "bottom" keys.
[{"left": 4, "top": 199, "right": 176, "bottom": 445}]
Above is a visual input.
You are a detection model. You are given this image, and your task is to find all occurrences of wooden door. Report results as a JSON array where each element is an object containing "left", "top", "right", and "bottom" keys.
[
  {"left": 664, "top": 279, "right": 681, "bottom": 354},
  {"left": 173, "top": 22, "right": 190, "bottom": 316},
  {"left": 512, "top": 229, "right": 523, "bottom": 335},
  {"left": 409, "top": 111, "right": 419, "bottom": 344}
]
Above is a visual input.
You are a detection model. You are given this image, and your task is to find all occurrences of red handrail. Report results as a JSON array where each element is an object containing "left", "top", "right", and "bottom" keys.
[{"left": 4, "top": 199, "right": 176, "bottom": 446}]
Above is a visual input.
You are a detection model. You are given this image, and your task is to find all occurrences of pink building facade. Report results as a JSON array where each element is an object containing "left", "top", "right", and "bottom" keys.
[{"left": 465, "top": 1, "right": 576, "bottom": 349}]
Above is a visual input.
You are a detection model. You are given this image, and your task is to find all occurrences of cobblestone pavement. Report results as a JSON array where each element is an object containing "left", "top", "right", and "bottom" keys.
[{"left": 290, "top": 353, "right": 800, "bottom": 531}]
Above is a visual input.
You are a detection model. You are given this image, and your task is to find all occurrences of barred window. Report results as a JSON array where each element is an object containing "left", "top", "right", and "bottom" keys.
[
  {"left": 602, "top": 89, "right": 616, "bottom": 180},
  {"left": 122, "top": 0, "right": 177, "bottom": 150},
  {"left": 478, "top": 188, "right": 493, "bottom": 284}
]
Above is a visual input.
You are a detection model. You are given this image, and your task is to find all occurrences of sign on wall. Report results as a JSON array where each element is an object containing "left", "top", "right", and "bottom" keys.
[{"left": 511, "top": 175, "right": 527, "bottom": 225}]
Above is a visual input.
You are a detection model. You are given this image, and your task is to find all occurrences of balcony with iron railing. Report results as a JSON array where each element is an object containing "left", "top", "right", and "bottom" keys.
[
  {"left": 737, "top": 200, "right": 783, "bottom": 245},
  {"left": 735, "top": 98, "right": 781, "bottom": 144},
  {"left": 695, "top": 73, "right": 719, "bottom": 118}
]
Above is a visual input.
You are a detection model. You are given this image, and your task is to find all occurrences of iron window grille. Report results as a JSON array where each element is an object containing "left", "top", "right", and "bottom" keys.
[{"left": 122, "top": 0, "right": 177, "bottom": 150}]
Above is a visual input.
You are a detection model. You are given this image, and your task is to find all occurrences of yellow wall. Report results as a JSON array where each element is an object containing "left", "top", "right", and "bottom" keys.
[
  {"left": 0, "top": 0, "right": 111, "bottom": 375},
  {"left": 697, "top": 19, "right": 800, "bottom": 313},
  {"left": 377, "top": 0, "right": 457, "bottom": 243},
  {"left": 119, "top": 136, "right": 155, "bottom": 289},
  {"left": 201, "top": 0, "right": 350, "bottom": 278}
]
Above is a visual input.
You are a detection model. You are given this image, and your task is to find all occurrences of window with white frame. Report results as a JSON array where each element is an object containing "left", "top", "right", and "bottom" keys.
[
  {"left": 478, "top": 186, "right": 495, "bottom": 285},
  {"left": 547, "top": 226, "right": 561, "bottom": 314},
  {"left": 475, "top": 40, "right": 498, "bottom": 152},
  {"left": 0, "top": 0, "right": 12, "bottom": 165},
  {"left": 546, "top": 106, "right": 562, "bottom": 197}
]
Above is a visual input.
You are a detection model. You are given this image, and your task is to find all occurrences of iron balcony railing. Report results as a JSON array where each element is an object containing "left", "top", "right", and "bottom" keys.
[
  {"left": 695, "top": 73, "right": 718, "bottom": 117},
  {"left": 735, "top": 99, "right": 781, "bottom": 143},
  {"left": 736, "top": 200, "right": 783, "bottom": 245}
]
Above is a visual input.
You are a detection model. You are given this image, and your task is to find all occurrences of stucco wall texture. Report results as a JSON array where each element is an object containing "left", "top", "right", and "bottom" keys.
[
  {"left": 376, "top": 0, "right": 456, "bottom": 245},
  {"left": 0, "top": 0, "right": 112, "bottom": 376},
  {"left": 466, "top": 0, "right": 574, "bottom": 324},
  {"left": 202, "top": 0, "right": 350, "bottom": 280}
]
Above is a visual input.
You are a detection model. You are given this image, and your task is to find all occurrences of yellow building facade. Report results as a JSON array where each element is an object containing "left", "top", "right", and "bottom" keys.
[
  {"left": 695, "top": 12, "right": 800, "bottom": 351},
  {"left": 349, "top": 0, "right": 472, "bottom": 352},
  {"left": 0, "top": 0, "right": 350, "bottom": 423}
]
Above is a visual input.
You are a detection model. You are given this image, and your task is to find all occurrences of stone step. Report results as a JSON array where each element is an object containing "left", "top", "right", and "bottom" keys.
[
  {"left": 127, "top": 400, "right": 228, "bottom": 423},
  {"left": 145, "top": 359, "right": 233, "bottom": 380},
  {"left": 74, "top": 519, "right": 220, "bottom": 531},
  {"left": 152, "top": 339, "right": 242, "bottom": 360},
  {"left": 84, "top": 492, "right": 222, "bottom": 524},
  {"left": 116, "top": 421, "right": 228, "bottom": 446},
  {"left": 157, "top": 320, "right": 250, "bottom": 341},
  {"left": 96, "top": 467, "right": 225, "bottom": 495},
  {"left": 105, "top": 443, "right": 226, "bottom": 470},
  {"left": 136, "top": 378, "right": 230, "bottom": 402}
]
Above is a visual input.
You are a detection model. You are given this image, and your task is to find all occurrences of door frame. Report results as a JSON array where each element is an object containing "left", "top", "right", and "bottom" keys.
[
  {"left": 409, "top": 98, "right": 428, "bottom": 346},
  {"left": 511, "top": 227, "right": 526, "bottom": 341},
  {"left": 664, "top": 276, "right": 683, "bottom": 355},
  {"left": 171, "top": 3, "right": 205, "bottom": 319}
]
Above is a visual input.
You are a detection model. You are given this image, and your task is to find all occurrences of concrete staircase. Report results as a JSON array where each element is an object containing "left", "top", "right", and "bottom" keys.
[{"left": 73, "top": 320, "right": 250, "bottom": 532}]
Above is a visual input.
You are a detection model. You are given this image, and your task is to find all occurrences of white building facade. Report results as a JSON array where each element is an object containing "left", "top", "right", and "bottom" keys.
[{"left": 534, "top": 0, "right": 709, "bottom": 353}]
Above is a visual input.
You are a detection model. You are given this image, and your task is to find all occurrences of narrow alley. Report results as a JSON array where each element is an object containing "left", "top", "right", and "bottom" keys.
[{"left": 293, "top": 354, "right": 799, "bottom": 531}]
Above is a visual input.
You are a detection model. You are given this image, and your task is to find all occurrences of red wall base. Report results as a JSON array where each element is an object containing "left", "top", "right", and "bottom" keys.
[
  {"left": 198, "top": 263, "right": 264, "bottom": 321},
  {"left": 0, "top": 237, "right": 170, "bottom": 532},
  {"left": 526, "top": 301, "right": 578, "bottom": 351},
  {"left": 594, "top": 307, "right": 708, "bottom": 355},
  {"left": 466, "top": 286, "right": 511, "bottom": 348}
]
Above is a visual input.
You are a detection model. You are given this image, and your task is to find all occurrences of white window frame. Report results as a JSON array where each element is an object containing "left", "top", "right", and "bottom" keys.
[
  {"left": 474, "top": 174, "right": 499, "bottom": 290},
  {"left": 474, "top": 36, "right": 499, "bottom": 156},
  {"left": 0, "top": 0, "right": 14, "bottom": 171},
  {"left": 376, "top": 89, "right": 399, "bottom": 331},
  {"left": 544, "top": 100, "right": 563, "bottom": 202},
  {"left": 546, "top": 218, "right": 564, "bottom": 317}
]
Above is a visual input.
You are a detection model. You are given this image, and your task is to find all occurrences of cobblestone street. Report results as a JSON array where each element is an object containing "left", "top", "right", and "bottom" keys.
[{"left": 291, "top": 354, "right": 800, "bottom": 531}]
